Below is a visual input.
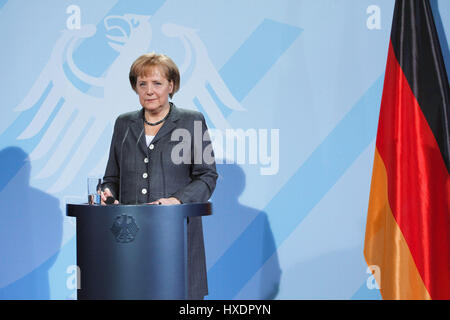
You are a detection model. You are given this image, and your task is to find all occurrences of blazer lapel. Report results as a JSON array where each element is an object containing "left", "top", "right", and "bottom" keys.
[
  {"left": 151, "top": 103, "right": 181, "bottom": 145},
  {"left": 129, "top": 109, "right": 148, "bottom": 155}
]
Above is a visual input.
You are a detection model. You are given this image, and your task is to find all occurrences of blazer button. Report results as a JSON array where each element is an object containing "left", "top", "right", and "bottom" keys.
[
  {"left": 141, "top": 188, "right": 147, "bottom": 195},
  {"left": 144, "top": 157, "right": 149, "bottom": 163},
  {"left": 149, "top": 144, "right": 154, "bottom": 150},
  {"left": 142, "top": 173, "right": 148, "bottom": 179}
]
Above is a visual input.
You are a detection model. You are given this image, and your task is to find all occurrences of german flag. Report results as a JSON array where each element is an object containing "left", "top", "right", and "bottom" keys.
[{"left": 364, "top": 0, "right": 450, "bottom": 299}]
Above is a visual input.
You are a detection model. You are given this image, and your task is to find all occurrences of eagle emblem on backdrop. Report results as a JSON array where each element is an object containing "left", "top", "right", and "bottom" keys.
[{"left": 15, "top": 14, "right": 244, "bottom": 193}]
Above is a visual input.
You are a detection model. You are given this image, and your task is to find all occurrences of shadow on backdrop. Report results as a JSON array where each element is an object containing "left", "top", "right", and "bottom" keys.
[
  {"left": 430, "top": 0, "right": 450, "bottom": 81},
  {"left": 204, "top": 163, "right": 281, "bottom": 299},
  {"left": 0, "top": 147, "right": 62, "bottom": 299}
]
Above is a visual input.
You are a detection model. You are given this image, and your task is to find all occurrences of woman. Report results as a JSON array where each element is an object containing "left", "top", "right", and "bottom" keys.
[{"left": 101, "top": 53, "right": 218, "bottom": 299}]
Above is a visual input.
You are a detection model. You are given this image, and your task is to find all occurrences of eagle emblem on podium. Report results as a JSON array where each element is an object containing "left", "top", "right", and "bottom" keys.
[{"left": 111, "top": 214, "right": 139, "bottom": 243}]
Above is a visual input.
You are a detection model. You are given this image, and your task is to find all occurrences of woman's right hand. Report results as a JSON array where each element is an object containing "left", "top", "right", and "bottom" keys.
[{"left": 101, "top": 187, "right": 119, "bottom": 205}]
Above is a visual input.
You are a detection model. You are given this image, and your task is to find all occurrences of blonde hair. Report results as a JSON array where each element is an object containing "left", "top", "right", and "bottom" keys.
[{"left": 129, "top": 52, "right": 180, "bottom": 98}]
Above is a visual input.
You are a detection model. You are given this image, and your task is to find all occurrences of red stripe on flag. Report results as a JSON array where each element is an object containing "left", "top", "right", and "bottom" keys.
[{"left": 376, "top": 41, "right": 450, "bottom": 299}]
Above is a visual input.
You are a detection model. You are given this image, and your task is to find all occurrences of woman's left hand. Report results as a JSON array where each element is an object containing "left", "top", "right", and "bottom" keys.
[{"left": 148, "top": 197, "right": 181, "bottom": 205}]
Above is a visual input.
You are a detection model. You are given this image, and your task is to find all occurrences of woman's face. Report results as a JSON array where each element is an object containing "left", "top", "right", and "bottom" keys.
[{"left": 136, "top": 66, "right": 173, "bottom": 114}]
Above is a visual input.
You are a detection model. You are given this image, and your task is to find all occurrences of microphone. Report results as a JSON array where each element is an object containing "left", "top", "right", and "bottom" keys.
[
  {"left": 119, "top": 126, "right": 130, "bottom": 204},
  {"left": 105, "top": 196, "right": 116, "bottom": 205},
  {"left": 135, "top": 126, "right": 145, "bottom": 204}
]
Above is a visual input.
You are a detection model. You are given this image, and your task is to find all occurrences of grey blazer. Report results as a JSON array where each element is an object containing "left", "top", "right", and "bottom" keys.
[{"left": 102, "top": 103, "right": 218, "bottom": 299}]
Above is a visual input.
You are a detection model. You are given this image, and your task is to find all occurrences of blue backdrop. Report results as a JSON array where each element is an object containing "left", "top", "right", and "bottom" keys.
[{"left": 0, "top": 0, "right": 449, "bottom": 300}]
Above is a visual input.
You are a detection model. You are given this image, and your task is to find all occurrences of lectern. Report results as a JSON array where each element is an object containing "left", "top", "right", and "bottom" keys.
[{"left": 67, "top": 203, "right": 212, "bottom": 300}]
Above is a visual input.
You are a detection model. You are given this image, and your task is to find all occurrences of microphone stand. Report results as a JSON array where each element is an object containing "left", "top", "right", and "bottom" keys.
[{"left": 119, "top": 127, "right": 130, "bottom": 204}]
